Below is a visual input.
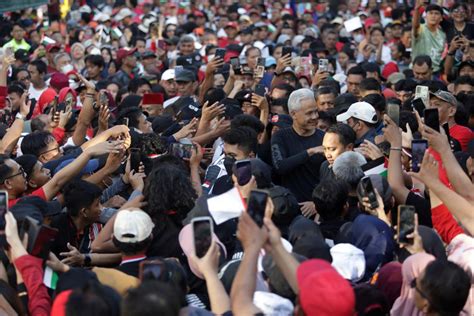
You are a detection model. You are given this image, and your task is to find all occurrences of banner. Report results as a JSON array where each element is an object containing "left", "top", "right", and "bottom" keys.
[{"left": 0, "top": 0, "right": 48, "bottom": 13}]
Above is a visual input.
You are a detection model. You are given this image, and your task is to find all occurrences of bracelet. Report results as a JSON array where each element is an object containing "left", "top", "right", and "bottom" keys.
[
  {"left": 390, "top": 147, "right": 402, "bottom": 151},
  {"left": 15, "top": 113, "right": 25, "bottom": 120}
]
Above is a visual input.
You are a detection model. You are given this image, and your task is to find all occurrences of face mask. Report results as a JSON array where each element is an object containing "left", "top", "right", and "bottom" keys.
[
  {"left": 354, "top": 34, "right": 365, "bottom": 43},
  {"left": 61, "top": 64, "right": 74, "bottom": 74},
  {"left": 223, "top": 156, "right": 236, "bottom": 176},
  {"left": 69, "top": 79, "right": 79, "bottom": 90}
]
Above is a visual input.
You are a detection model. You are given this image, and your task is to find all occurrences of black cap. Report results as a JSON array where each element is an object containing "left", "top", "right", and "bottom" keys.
[
  {"left": 14, "top": 49, "right": 30, "bottom": 63},
  {"left": 270, "top": 114, "right": 293, "bottom": 129},
  {"left": 425, "top": 4, "right": 443, "bottom": 14},
  {"left": 152, "top": 115, "right": 175, "bottom": 134},
  {"left": 175, "top": 68, "right": 197, "bottom": 82}
]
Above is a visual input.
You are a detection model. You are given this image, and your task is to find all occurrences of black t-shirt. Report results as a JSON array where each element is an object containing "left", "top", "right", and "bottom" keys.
[
  {"left": 445, "top": 21, "right": 474, "bottom": 43},
  {"left": 319, "top": 160, "right": 335, "bottom": 182},
  {"left": 271, "top": 127, "right": 326, "bottom": 202},
  {"left": 146, "top": 217, "right": 184, "bottom": 260}
]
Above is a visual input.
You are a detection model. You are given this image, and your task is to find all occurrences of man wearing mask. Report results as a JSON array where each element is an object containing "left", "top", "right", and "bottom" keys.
[
  {"left": 160, "top": 69, "right": 178, "bottom": 99},
  {"left": 336, "top": 101, "right": 378, "bottom": 147},
  {"left": 271, "top": 88, "right": 325, "bottom": 217}
]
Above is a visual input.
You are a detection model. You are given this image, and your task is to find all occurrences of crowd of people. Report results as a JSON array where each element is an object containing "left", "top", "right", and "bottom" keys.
[{"left": 0, "top": 0, "right": 473, "bottom": 315}]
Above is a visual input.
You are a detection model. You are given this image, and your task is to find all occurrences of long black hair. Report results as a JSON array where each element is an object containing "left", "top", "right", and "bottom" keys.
[{"left": 143, "top": 166, "right": 196, "bottom": 228}]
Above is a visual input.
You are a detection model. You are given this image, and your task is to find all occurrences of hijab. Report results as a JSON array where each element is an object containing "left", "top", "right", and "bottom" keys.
[
  {"left": 375, "top": 261, "right": 402, "bottom": 308},
  {"left": 390, "top": 253, "right": 435, "bottom": 316}
]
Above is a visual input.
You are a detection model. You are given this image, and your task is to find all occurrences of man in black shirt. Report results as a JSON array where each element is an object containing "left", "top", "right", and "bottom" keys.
[{"left": 271, "top": 88, "right": 326, "bottom": 217}]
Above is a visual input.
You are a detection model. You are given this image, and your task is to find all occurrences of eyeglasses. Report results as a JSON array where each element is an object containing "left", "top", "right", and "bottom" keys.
[
  {"left": 4, "top": 167, "right": 26, "bottom": 180},
  {"left": 39, "top": 147, "right": 60, "bottom": 157},
  {"left": 453, "top": 8, "right": 466, "bottom": 14}
]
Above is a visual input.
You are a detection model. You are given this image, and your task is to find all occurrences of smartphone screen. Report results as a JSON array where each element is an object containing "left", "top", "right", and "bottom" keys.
[
  {"left": 56, "top": 102, "right": 66, "bottom": 113},
  {"left": 170, "top": 143, "right": 193, "bottom": 159},
  {"left": 424, "top": 108, "right": 440, "bottom": 132},
  {"left": 157, "top": 39, "right": 167, "bottom": 50},
  {"left": 192, "top": 217, "right": 213, "bottom": 258},
  {"left": 411, "top": 140, "right": 428, "bottom": 172},
  {"left": 230, "top": 57, "right": 241, "bottom": 75},
  {"left": 139, "top": 260, "right": 166, "bottom": 281},
  {"left": 387, "top": 103, "right": 400, "bottom": 127},
  {"left": 255, "top": 84, "right": 266, "bottom": 97},
  {"left": 412, "top": 98, "right": 425, "bottom": 117},
  {"left": 361, "top": 177, "right": 379, "bottom": 209},
  {"left": 0, "top": 191, "right": 8, "bottom": 247},
  {"left": 130, "top": 148, "right": 141, "bottom": 172},
  {"left": 122, "top": 117, "right": 129, "bottom": 126},
  {"left": 282, "top": 46, "right": 292, "bottom": 57},
  {"left": 99, "top": 92, "right": 108, "bottom": 106},
  {"left": 247, "top": 190, "right": 268, "bottom": 227},
  {"left": 397, "top": 205, "right": 415, "bottom": 244},
  {"left": 233, "top": 160, "right": 252, "bottom": 185}
]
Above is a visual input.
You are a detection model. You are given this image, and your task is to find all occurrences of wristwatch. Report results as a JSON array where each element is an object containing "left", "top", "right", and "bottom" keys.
[
  {"left": 83, "top": 254, "right": 92, "bottom": 267},
  {"left": 15, "top": 113, "right": 25, "bottom": 120}
]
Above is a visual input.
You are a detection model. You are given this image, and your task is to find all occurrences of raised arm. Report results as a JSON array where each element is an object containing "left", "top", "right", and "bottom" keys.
[
  {"left": 72, "top": 74, "right": 97, "bottom": 146},
  {"left": 0, "top": 93, "right": 31, "bottom": 155},
  {"left": 198, "top": 57, "right": 224, "bottom": 105},
  {"left": 42, "top": 140, "right": 124, "bottom": 200},
  {"left": 412, "top": 0, "right": 423, "bottom": 38}
]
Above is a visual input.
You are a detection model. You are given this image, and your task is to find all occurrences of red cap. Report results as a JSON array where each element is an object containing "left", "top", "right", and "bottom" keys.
[
  {"left": 142, "top": 93, "right": 164, "bottom": 105},
  {"left": 193, "top": 10, "right": 204, "bottom": 17},
  {"left": 116, "top": 48, "right": 137, "bottom": 64},
  {"left": 225, "top": 22, "right": 238, "bottom": 29},
  {"left": 364, "top": 17, "right": 376, "bottom": 29},
  {"left": 46, "top": 43, "right": 61, "bottom": 53},
  {"left": 50, "top": 72, "right": 69, "bottom": 91},
  {"left": 297, "top": 259, "right": 355, "bottom": 316},
  {"left": 382, "top": 62, "right": 399, "bottom": 80}
]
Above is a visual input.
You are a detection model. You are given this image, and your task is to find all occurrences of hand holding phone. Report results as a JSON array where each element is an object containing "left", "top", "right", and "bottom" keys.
[
  {"left": 361, "top": 176, "right": 379, "bottom": 209},
  {"left": 130, "top": 148, "right": 141, "bottom": 172},
  {"left": 387, "top": 103, "right": 400, "bottom": 127},
  {"left": 282, "top": 46, "right": 292, "bottom": 57},
  {"left": 255, "top": 84, "right": 266, "bottom": 97},
  {"left": 318, "top": 59, "right": 329, "bottom": 72},
  {"left": 247, "top": 190, "right": 268, "bottom": 227},
  {"left": 192, "top": 216, "right": 213, "bottom": 258},
  {"left": 397, "top": 205, "right": 415, "bottom": 244},
  {"left": 411, "top": 140, "right": 427, "bottom": 172},
  {"left": 254, "top": 57, "right": 265, "bottom": 79},
  {"left": 423, "top": 108, "right": 440, "bottom": 132}
]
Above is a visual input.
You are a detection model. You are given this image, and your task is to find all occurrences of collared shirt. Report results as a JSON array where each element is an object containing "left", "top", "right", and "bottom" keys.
[
  {"left": 355, "top": 128, "right": 377, "bottom": 147},
  {"left": 3, "top": 39, "right": 31, "bottom": 52}
]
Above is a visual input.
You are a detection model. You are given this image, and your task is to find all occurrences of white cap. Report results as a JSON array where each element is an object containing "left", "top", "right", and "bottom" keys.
[
  {"left": 330, "top": 243, "right": 366, "bottom": 282},
  {"left": 161, "top": 69, "right": 175, "bottom": 81},
  {"left": 114, "top": 8, "right": 134, "bottom": 21},
  {"left": 113, "top": 209, "right": 154, "bottom": 243},
  {"left": 336, "top": 101, "right": 378, "bottom": 124},
  {"left": 79, "top": 5, "right": 92, "bottom": 14},
  {"left": 94, "top": 13, "right": 111, "bottom": 22}
]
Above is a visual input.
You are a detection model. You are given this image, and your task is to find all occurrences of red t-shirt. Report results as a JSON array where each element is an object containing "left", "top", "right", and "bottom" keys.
[
  {"left": 450, "top": 124, "right": 474, "bottom": 152},
  {"left": 8, "top": 187, "right": 47, "bottom": 208}
]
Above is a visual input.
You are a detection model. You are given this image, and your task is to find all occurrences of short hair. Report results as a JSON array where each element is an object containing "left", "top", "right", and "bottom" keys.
[
  {"left": 85, "top": 54, "right": 105, "bottom": 69},
  {"left": 420, "top": 260, "right": 471, "bottom": 315},
  {"left": 312, "top": 179, "right": 349, "bottom": 221},
  {"left": 21, "top": 131, "right": 56, "bottom": 157},
  {"left": 288, "top": 88, "right": 315, "bottom": 112},
  {"left": 370, "top": 26, "right": 384, "bottom": 36},
  {"left": 245, "top": 46, "right": 261, "bottom": 57},
  {"left": 0, "top": 155, "right": 14, "bottom": 184},
  {"left": 394, "top": 79, "right": 417, "bottom": 92},
  {"left": 319, "top": 79, "right": 341, "bottom": 95},
  {"left": 272, "top": 83, "right": 295, "bottom": 98},
  {"left": 399, "top": 111, "right": 419, "bottom": 133},
  {"left": 178, "top": 35, "right": 194, "bottom": 45},
  {"left": 222, "top": 126, "right": 258, "bottom": 155},
  {"left": 112, "top": 236, "right": 152, "bottom": 255},
  {"left": 7, "top": 83, "right": 25, "bottom": 96},
  {"left": 362, "top": 62, "right": 381, "bottom": 77},
  {"left": 30, "top": 115, "right": 48, "bottom": 132},
  {"left": 347, "top": 65, "right": 366, "bottom": 78},
  {"left": 393, "top": 42, "right": 406, "bottom": 55},
  {"left": 121, "top": 281, "right": 182, "bottom": 316},
  {"left": 332, "top": 152, "right": 367, "bottom": 189},
  {"left": 326, "top": 123, "right": 356, "bottom": 147},
  {"left": 361, "top": 93, "right": 386, "bottom": 113},
  {"left": 359, "top": 78, "right": 381, "bottom": 92},
  {"left": 413, "top": 55, "right": 432, "bottom": 69},
  {"left": 230, "top": 114, "right": 265, "bottom": 134},
  {"left": 128, "top": 78, "right": 152, "bottom": 94},
  {"left": 117, "top": 108, "right": 144, "bottom": 129},
  {"left": 30, "top": 60, "right": 47, "bottom": 74},
  {"left": 316, "top": 86, "right": 337, "bottom": 99},
  {"left": 63, "top": 179, "right": 102, "bottom": 217},
  {"left": 454, "top": 75, "right": 473, "bottom": 87},
  {"left": 66, "top": 282, "right": 119, "bottom": 316}
]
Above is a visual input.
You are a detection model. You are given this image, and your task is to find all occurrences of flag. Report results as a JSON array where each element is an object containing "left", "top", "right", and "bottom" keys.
[
  {"left": 362, "top": 157, "right": 388, "bottom": 178},
  {"left": 43, "top": 266, "right": 59, "bottom": 290}
]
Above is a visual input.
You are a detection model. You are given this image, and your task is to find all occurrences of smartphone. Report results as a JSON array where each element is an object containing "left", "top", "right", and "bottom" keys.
[
  {"left": 52, "top": 96, "right": 59, "bottom": 114},
  {"left": 282, "top": 46, "right": 292, "bottom": 57},
  {"left": 215, "top": 48, "right": 226, "bottom": 60},
  {"left": 247, "top": 190, "right": 268, "bottom": 227},
  {"left": 122, "top": 117, "right": 129, "bottom": 126},
  {"left": 255, "top": 84, "right": 266, "bottom": 97},
  {"left": 191, "top": 216, "right": 213, "bottom": 258},
  {"left": 139, "top": 259, "right": 166, "bottom": 281},
  {"left": 130, "top": 148, "right": 141, "bottom": 172},
  {"left": 255, "top": 57, "right": 266, "bottom": 78},
  {"left": 170, "top": 143, "right": 194, "bottom": 159},
  {"left": 411, "top": 139, "right": 428, "bottom": 172},
  {"left": 412, "top": 98, "right": 425, "bottom": 117},
  {"left": 233, "top": 160, "right": 252, "bottom": 185},
  {"left": 423, "top": 108, "right": 440, "bottom": 132},
  {"left": 0, "top": 191, "right": 7, "bottom": 248},
  {"left": 230, "top": 57, "right": 241, "bottom": 75},
  {"left": 318, "top": 58, "right": 329, "bottom": 72},
  {"left": 361, "top": 176, "right": 379, "bottom": 209},
  {"left": 415, "top": 85, "right": 429, "bottom": 107},
  {"left": 397, "top": 205, "right": 415, "bottom": 244},
  {"left": 157, "top": 39, "right": 167, "bottom": 50},
  {"left": 387, "top": 103, "right": 400, "bottom": 127},
  {"left": 21, "top": 216, "right": 58, "bottom": 260},
  {"left": 99, "top": 91, "right": 108, "bottom": 106},
  {"left": 56, "top": 102, "right": 66, "bottom": 113}
]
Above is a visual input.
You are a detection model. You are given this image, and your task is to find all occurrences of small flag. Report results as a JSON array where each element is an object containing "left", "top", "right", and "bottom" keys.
[
  {"left": 43, "top": 266, "right": 59, "bottom": 290},
  {"left": 362, "top": 157, "right": 387, "bottom": 178}
]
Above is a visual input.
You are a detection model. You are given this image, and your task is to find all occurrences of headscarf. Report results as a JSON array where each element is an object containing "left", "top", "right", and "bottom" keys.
[
  {"left": 375, "top": 261, "right": 402, "bottom": 308},
  {"left": 33, "top": 88, "right": 57, "bottom": 118},
  {"left": 350, "top": 214, "right": 395, "bottom": 279},
  {"left": 447, "top": 234, "right": 474, "bottom": 316},
  {"left": 390, "top": 253, "right": 435, "bottom": 316},
  {"left": 58, "top": 87, "right": 78, "bottom": 108}
]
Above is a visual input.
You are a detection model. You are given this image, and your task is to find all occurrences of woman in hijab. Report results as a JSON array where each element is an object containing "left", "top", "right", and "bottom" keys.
[
  {"left": 390, "top": 252, "right": 435, "bottom": 316},
  {"left": 375, "top": 261, "right": 403, "bottom": 308}
]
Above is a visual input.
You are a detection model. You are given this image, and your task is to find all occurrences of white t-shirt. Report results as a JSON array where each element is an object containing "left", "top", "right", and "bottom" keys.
[{"left": 28, "top": 85, "right": 47, "bottom": 101}]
